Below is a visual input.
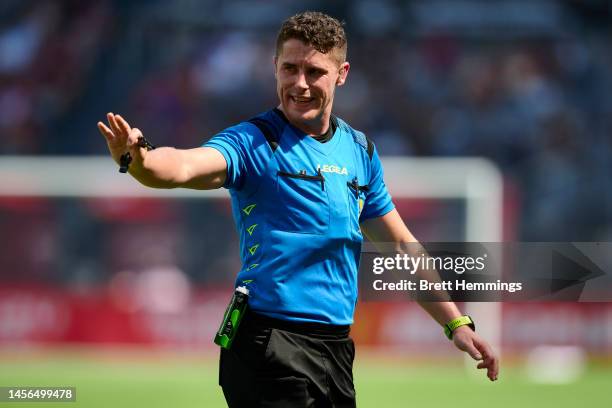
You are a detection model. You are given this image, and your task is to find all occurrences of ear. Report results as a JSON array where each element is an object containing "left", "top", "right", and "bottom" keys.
[
  {"left": 273, "top": 55, "right": 278, "bottom": 78},
  {"left": 336, "top": 62, "right": 350, "bottom": 86}
]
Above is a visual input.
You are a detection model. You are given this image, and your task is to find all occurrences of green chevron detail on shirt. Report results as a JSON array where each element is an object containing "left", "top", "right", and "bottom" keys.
[
  {"left": 242, "top": 279, "right": 254, "bottom": 284},
  {"left": 242, "top": 204, "right": 256, "bottom": 215},
  {"left": 247, "top": 263, "right": 259, "bottom": 271},
  {"left": 246, "top": 224, "right": 258, "bottom": 235},
  {"left": 248, "top": 244, "right": 259, "bottom": 255}
]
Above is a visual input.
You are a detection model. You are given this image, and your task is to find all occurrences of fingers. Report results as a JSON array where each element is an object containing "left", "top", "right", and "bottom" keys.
[
  {"left": 101, "top": 112, "right": 137, "bottom": 146},
  {"left": 488, "top": 355, "right": 499, "bottom": 381},
  {"left": 97, "top": 121, "right": 114, "bottom": 142},
  {"left": 477, "top": 356, "right": 499, "bottom": 381},
  {"left": 107, "top": 112, "right": 122, "bottom": 137},
  {"left": 473, "top": 338, "right": 499, "bottom": 381},
  {"left": 115, "top": 114, "right": 132, "bottom": 135}
]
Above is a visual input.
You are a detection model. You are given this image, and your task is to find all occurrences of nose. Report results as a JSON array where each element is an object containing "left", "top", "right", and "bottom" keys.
[{"left": 295, "top": 70, "right": 308, "bottom": 90}]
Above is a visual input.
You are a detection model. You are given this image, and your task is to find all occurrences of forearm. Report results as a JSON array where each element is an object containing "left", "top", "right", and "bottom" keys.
[
  {"left": 99, "top": 113, "right": 226, "bottom": 190},
  {"left": 417, "top": 301, "right": 462, "bottom": 326},
  {"left": 361, "top": 211, "right": 464, "bottom": 327},
  {"left": 398, "top": 240, "right": 463, "bottom": 326},
  {"left": 396, "top": 241, "right": 463, "bottom": 326},
  {"left": 126, "top": 147, "right": 190, "bottom": 189}
]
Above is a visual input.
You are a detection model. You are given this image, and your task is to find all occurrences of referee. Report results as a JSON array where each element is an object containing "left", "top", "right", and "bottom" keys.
[{"left": 98, "top": 11, "right": 499, "bottom": 407}]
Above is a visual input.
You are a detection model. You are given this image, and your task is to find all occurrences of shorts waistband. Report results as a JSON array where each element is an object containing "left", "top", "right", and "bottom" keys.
[{"left": 245, "top": 309, "right": 350, "bottom": 339}]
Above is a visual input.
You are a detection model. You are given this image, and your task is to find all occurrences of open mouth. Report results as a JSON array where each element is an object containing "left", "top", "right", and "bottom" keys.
[{"left": 290, "top": 96, "right": 315, "bottom": 106}]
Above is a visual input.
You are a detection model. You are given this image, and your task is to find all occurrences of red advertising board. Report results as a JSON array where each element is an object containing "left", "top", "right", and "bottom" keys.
[{"left": 1, "top": 286, "right": 611, "bottom": 354}]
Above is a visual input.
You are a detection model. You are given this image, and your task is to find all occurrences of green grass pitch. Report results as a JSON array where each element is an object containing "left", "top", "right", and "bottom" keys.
[{"left": 0, "top": 349, "right": 609, "bottom": 408}]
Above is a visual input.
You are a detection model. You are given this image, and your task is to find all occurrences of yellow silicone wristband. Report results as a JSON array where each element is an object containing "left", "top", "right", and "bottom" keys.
[{"left": 444, "top": 315, "right": 475, "bottom": 340}]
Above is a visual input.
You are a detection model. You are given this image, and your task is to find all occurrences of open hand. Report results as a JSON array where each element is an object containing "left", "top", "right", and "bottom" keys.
[{"left": 97, "top": 113, "right": 146, "bottom": 169}]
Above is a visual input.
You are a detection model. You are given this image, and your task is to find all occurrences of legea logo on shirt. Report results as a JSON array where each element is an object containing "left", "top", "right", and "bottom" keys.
[{"left": 317, "top": 164, "right": 348, "bottom": 175}]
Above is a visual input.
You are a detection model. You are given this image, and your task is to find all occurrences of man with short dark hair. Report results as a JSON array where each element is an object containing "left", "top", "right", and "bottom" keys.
[{"left": 98, "top": 11, "right": 498, "bottom": 408}]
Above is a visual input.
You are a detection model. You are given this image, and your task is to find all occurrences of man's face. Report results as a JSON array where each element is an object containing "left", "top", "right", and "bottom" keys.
[{"left": 275, "top": 39, "right": 349, "bottom": 130}]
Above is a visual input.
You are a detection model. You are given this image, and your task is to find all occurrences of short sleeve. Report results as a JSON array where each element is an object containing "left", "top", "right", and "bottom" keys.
[
  {"left": 204, "top": 123, "right": 269, "bottom": 191},
  {"left": 359, "top": 145, "right": 395, "bottom": 221},
  {"left": 203, "top": 129, "right": 245, "bottom": 189}
]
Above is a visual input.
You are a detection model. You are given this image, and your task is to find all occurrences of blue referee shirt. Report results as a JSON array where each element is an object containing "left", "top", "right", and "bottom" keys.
[{"left": 204, "top": 109, "right": 394, "bottom": 325}]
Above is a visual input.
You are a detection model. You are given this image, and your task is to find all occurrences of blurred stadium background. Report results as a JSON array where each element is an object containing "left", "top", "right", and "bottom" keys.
[{"left": 1, "top": 0, "right": 611, "bottom": 407}]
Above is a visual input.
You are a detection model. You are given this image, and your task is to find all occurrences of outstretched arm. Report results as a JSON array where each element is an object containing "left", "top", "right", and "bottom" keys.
[
  {"left": 361, "top": 209, "right": 499, "bottom": 381},
  {"left": 97, "top": 113, "right": 227, "bottom": 190}
]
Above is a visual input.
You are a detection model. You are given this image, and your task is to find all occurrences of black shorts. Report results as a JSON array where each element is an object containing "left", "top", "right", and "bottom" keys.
[{"left": 219, "top": 309, "right": 356, "bottom": 407}]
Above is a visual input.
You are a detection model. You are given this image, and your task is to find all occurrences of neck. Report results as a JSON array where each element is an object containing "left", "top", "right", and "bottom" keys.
[{"left": 277, "top": 105, "right": 330, "bottom": 136}]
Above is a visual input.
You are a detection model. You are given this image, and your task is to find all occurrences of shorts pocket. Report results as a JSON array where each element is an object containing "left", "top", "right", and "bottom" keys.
[
  {"left": 273, "top": 170, "right": 329, "bottom": 235},
  {"left": 258, "top": 376, "right": 310, "bottom": 407},
  {"left": 348, "top": 337, "right": 356, "bottom": 364}
]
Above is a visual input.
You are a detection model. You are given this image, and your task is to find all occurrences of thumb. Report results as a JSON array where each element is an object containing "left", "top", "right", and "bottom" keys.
[
  {"left": 127, "top": 128, "right": 143, "bottom": 148},
  {"left": 456, "top": 336, "right": 482, "bottom": 360},
  {"left": 129, "top": 129, "right": 146, "bottom": 154},
  {"left": 126, "top": 128, "right": 147, "bottom": 164},
  {"left": 466, "top": 345, "right": 482, "bottom": 361}
]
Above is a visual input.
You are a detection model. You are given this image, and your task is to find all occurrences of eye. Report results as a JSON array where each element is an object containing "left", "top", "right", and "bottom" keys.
[
  {"left": 308, "top": 68, "right": 324, "bottom": 77},
  {"left": 282, "top": 64, "right": 297, "bottom": 73}
]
